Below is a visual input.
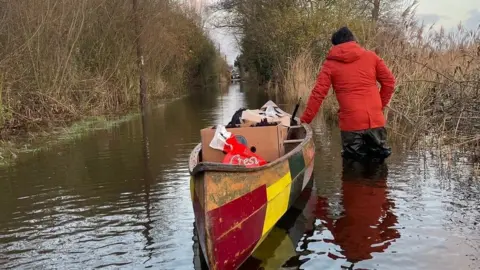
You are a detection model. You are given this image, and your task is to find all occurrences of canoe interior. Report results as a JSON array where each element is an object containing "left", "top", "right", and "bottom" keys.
[
  {"left": 190, "top": 124, "right": 308, "bottom": 173},
  {"left": 283, "top": 125, "right": 307, "bottom": 154}
]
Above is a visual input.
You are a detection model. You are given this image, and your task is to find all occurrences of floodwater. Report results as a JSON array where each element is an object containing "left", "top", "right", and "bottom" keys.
[{"left": 0, "top": 83, "right": 479, "bottom": 270}]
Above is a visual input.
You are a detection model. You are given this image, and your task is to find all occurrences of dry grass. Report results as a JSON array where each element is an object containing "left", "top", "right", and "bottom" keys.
[
  {"left": 282, "top": 19, "right": 479, "bottom": 149},
  {"left": 283, "top": 50, "right": 318, "bottom": 102},
  {"left": 282, "top": 49, "right": 340, "bottom": 123},
  {"left": 379, "top": 25, "right": 479, "bottom": 146},
  {"left": 0, "top": 0, "right": 227, "bottom": 139}
]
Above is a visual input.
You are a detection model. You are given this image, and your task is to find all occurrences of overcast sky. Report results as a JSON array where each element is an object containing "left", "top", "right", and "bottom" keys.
[
  {"left": 206, "top": 0, "right": 480, "bottom": 65},
  {"left": 416, "top": 0, "right": 480, "bottom": 31}
]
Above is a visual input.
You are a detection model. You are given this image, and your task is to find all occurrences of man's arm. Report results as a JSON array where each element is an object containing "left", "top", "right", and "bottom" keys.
[
  {"left": 300, "top": 63, "right": 332, "bottom": 124},
  {"left": 375, "top": 55, "right": 395, "bottom": 108}
]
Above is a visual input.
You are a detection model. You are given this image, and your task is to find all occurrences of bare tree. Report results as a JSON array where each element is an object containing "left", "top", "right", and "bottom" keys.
[
  {"left": 133, "top": 0, "right": 147, "bottom": 110},
  {"left": 372, "top": 0, "right": 380, "bottom": 22}
]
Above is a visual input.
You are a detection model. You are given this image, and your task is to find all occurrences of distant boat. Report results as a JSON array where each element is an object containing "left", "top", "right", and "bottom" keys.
[{"left": 230, "top": 72, "right": 241, "bottom": 82}]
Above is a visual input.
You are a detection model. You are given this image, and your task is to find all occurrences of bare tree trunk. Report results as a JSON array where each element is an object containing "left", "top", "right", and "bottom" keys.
[
  {"left": 372, "top": 0, "right": 380, "bottom": 22},
  {"left": 371, "top": 0, "right": 381, "bottom": 53},
  {"left": 133, "top": 0, "right": 147, "bottom": 110}
]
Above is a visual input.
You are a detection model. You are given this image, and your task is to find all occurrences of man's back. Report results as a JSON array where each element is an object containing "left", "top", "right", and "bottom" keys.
[
  {"left": 323, "top": 41, "right": 394, "bottom": 131},
  {"left": 301, "top": 41, "right": 395, "bottom": 132}
]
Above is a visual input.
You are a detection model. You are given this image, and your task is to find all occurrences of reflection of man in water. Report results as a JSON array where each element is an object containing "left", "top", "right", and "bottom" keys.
[{"left": 316, "top": 160, "right": 400, "bottom": 264}]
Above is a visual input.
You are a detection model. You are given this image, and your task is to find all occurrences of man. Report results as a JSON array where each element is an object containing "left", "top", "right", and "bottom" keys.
[{"left": 300, "top": 26, "right": 395, "bottom": 161}]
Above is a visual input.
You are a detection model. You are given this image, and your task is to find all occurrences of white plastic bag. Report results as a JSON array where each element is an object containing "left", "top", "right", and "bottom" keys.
[
  {"left": 209, "top": 125, "right": 232, "bottom": 151},
  {"left": 264, "top": 105, "right": 277, "bottom": 118}
]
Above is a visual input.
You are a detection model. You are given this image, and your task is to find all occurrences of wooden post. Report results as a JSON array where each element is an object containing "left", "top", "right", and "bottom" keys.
[{"left": 133, "top": 0, "right": 147, "bottom": 110}]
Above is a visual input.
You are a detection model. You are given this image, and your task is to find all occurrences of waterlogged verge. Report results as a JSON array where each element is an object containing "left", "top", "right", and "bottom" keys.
[{"left": 0, "top": 114, "right": 139, "bottom": 168}]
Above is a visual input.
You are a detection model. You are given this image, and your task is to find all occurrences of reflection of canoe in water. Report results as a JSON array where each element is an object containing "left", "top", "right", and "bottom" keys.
[
  {"left": 188, "top": 123, "right": 315, "bottom": 270},
  {"left": 241, "top": 180, "right": 317, "bottom": 269}
]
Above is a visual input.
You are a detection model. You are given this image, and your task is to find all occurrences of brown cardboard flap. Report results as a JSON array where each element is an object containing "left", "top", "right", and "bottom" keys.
[{"left": 200, "top": 125, "right": 286, "bottom": 163}]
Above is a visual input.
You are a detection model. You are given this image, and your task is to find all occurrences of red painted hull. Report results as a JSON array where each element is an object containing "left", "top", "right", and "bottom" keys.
[{"left": 206, "top": 185, "right": 268, "bottom": 270}]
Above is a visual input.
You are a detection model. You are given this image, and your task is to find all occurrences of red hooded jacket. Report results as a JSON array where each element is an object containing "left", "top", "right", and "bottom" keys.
[{"left": 300, "top": 41, "right": 395, "bottom": 131}]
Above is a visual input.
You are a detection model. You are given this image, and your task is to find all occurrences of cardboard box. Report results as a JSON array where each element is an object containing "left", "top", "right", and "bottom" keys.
[
  {"left": 200, "top": 125, "right": 288, "bottom": 163},
  {"left": 240, "top": 109, "right": 291, "bottom": 127}
]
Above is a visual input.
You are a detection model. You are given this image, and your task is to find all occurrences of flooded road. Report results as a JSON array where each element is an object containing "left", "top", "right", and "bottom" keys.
[{"left": 0, "top": 83, "right": 479, "bottom": 269}]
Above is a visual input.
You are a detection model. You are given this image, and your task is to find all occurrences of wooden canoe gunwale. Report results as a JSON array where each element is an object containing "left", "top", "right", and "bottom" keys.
[{"left": 188, "top": 123, "right": 313, "bottom": 176}]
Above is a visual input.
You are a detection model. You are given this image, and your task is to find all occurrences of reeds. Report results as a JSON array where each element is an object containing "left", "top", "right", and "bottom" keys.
[{"left": 0, "top": 0, "right": 227, "bottom": 139}]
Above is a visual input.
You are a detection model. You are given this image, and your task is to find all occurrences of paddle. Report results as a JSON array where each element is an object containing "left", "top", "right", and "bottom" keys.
[{"left": 290, "top": 97, "right": 301, "bottom": 126}]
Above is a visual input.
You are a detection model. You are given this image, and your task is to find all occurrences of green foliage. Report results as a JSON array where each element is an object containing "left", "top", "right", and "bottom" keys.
[{"left": 217, "top": 0, "right": 375, "bottom": 84}]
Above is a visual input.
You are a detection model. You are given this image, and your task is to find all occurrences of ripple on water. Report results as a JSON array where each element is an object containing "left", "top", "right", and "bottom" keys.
[{"left": 1, "top": 87, "right": 479, "bottom": 270}]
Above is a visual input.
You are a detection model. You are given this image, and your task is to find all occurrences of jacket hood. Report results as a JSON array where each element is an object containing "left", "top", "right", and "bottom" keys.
[{"left": 326, "top": 41, "right": 365, "bottom": 63}]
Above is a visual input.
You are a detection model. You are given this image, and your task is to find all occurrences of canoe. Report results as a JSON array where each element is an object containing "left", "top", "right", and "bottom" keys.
[
  {"left": 188, "top": 122, "right": 315, "bottom": 270},
  {"left": 192, "top": 179, "right": 317, "bottom": 270}
]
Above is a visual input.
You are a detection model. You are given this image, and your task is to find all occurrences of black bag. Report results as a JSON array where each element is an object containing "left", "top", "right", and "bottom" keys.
[{"left": 226, "top": 108, "right": 247, "bottom": 128}]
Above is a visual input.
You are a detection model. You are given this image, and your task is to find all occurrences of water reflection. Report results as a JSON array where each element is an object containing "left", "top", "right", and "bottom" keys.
[
  {"left": 214, "top": 84, "right": 247, "bottom": 125},
  {"left": 0, "top": 82, "right": 478, "bottom": 270},
  {"left": 242, "top": 180, "right": 318, "bottom": 270},
  {"left": 315, "top": 160, "right": 400, "bottom": 266},
  {"left": 140, "top": 112, "right": 154, "bottom": 265}
]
